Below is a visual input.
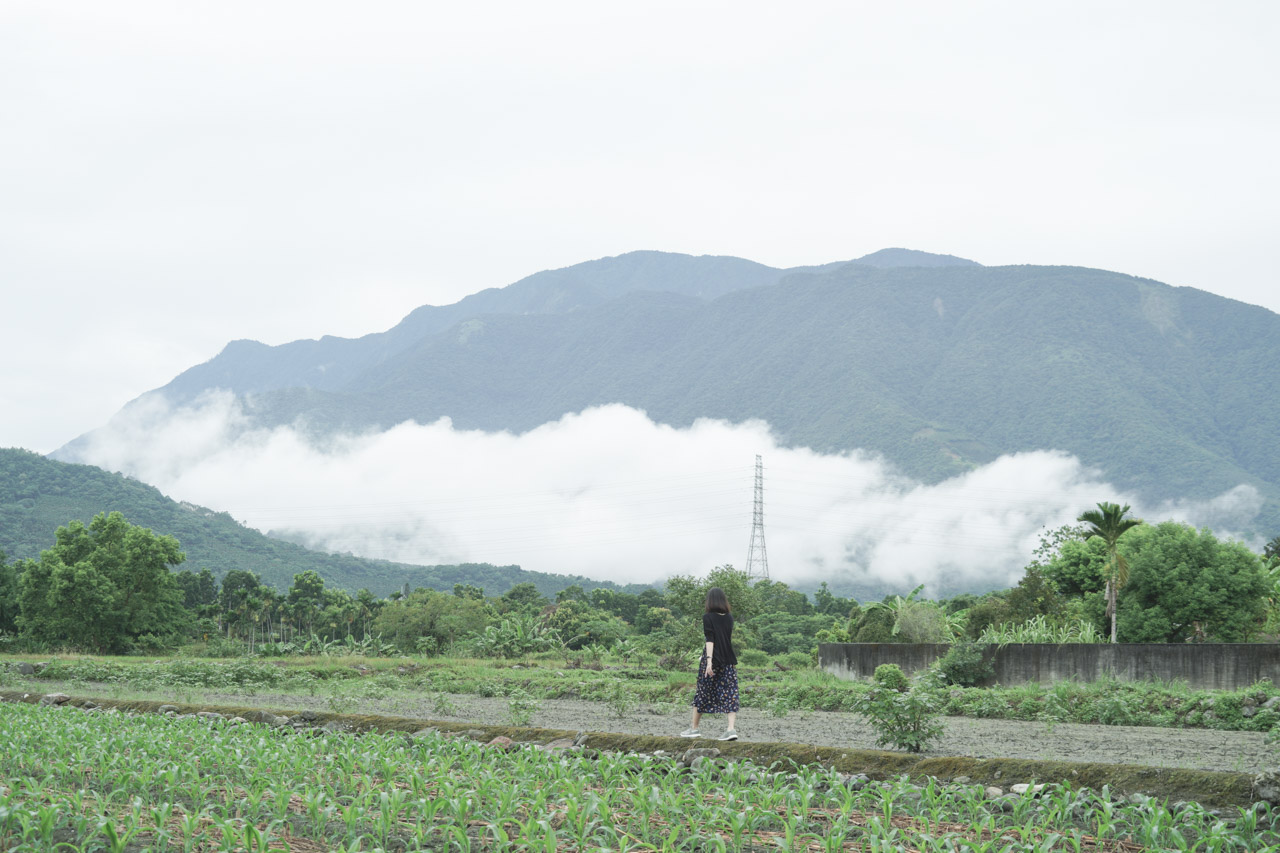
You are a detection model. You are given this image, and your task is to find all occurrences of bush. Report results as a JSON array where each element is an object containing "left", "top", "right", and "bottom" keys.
[
  {"left": 936, "top": 642, "right": 993, "bottom": 687},
  {"left": 506, "top": 689, "right": 541, "bottom": 726},
  {"left": 603, "top": 681, "right": 637, "bottom": 718},
  {"left": 873, "top": 663, "right": 909, "bottom": 692},
  {"left": 738, "top": 649, "right": 769, "bottom": 668},
  {"left": 779, "top": 651, "right": 811, "bottom": 670},
  {"left": 853, "top": 683, "right": 943, "bottom": 753}
]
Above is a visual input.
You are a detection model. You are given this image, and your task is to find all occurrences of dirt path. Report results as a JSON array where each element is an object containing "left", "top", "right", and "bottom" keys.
[{"left": 174, "top": 689, "right": 1270, "bottom": 774}]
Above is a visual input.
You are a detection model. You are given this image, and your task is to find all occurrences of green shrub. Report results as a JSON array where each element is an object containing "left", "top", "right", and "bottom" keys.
[
  {"left": 1252, "top": 709, "right": 1280, "bottom": 731},
  {"left": 603, "top": 681, "right": 637, "bottom": 718},
  {"left": 779, "top": 651, "right": 812, "bottom": 670},
  {"left": 431, "top": 692, "right": 460, "bottom": 716},
  {"left": 766, "top": 691, "right": 796, "bottom": 718},
  {"left": 936, "top": 642, "right": 993, "bottom": 687},
  {"left": 873, "top": 663, "right": 909, "bottom": 692},
  {"left": 738, "top": 649, "right": 769, "bottom": 668},
  {"left": 506, "top": 689, "right": 541, "bottom": 727},
  {"left": 853, "top": 684, "right": 943, "bottom": 753}
]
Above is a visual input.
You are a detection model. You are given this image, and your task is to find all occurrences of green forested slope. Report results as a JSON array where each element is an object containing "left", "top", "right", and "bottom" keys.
[
  {"left": 224, "top": 264, "right": 1280, "bottom": 527},
  {"left": 57, "top": 254, "right": 1280, "bottom": 533},
  {"left": 0, "top": 449, "right": 649, "bottom": 597}
]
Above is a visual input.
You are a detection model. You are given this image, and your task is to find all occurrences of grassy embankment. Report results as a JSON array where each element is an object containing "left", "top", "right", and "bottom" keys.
[{"left": 4, "top": 651, "right": 1280, "bottom": 734}]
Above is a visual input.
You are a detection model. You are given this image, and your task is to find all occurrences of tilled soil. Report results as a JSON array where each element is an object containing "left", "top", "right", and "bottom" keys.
[{"left": 174, "top": 689, "right": 1269, "bottom": 774}]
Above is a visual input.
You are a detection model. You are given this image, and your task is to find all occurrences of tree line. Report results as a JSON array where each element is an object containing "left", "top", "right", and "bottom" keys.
[{"left": 1, "top": 510, "right": 1278, "bottom": 657}]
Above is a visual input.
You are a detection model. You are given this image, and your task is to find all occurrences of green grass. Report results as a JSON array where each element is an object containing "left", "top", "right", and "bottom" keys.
[{"left": 6, "top": 652, "right": 1280, "bottom": 734}]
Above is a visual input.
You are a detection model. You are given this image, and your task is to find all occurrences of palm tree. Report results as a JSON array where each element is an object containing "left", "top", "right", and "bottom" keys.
[
  {"left": 1265, "top": 535, "right": 1280, "bottom": 566},
  {"left": 1077, "top": 502, "right": 1143, "bottom": 643}
]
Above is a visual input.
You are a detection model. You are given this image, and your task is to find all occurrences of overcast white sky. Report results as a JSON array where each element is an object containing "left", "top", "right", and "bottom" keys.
[{"left": 2, "top": 1, "right": 1278, "bottom": 455}]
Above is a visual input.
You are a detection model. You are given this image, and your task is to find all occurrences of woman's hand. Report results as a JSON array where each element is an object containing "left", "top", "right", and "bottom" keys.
[{"left": 704, "top": 661, "right": 714, "bottom": 678}]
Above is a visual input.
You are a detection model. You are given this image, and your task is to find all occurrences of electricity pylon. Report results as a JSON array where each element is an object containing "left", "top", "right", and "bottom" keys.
[{"left": 745, "top": 454, "right": 769, "bottom": 580}]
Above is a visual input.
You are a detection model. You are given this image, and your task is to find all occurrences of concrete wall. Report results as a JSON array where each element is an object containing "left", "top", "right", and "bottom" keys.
[{"left": 818, "top": 643, "right": 1280, "bottom": 691}]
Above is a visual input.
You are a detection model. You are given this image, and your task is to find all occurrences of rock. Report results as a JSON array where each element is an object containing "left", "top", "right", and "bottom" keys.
[
  {"left": 542, "top": 737, "right": 576, "bottom": 751},
  {"left": 680, "top": 747, "right": 720, "bottom": 766},
  {"left": 196, "top": 711, "right": 224, "bottom": 721},
  {"left": 242, "top": 710, "right": 282, "bottom": 725},
  {"left": 39, "top": 693, "right": 71, "bottom": 706},
  {"left": 295, "top": 710, "right": 320, "bottom": 722},
  {"left": 1128, "top": 793, "right": 1150, "bottom": 806},
  {"left": 984, "top": 787, "right": 1004, "bottom": 800},
  {"left": 1263, "top": 697, "right": 1280, "bottom": 711},
  {"left": 1244, "top": 706, "right": 1258, "bottom": 718},
  {"left": 1254, "top": 771, "right": 1280, "bottom": 805},
  {"left": 574, "top": 731, "right": 590, "bottom": 747},
  {"left": 486, "top": 736, "right": 515, "bottom": 750},
  {"left": 1010, "top": 784, "right": 1045, "bottom": 796},
  {"left": 229, "top": 717, "right": 248, "bottom": 725},
  {"left": 843, "top": 774, "right": 869, "bottom": 791},
  {"left": 953, "top": 776, "right": 972, "bottom": 785},
  {"left": 157, "top": 705, "right": 179, "bottom": 714},
  {"left": 15, "top": 662, "right": 35, "bottom": 675},
  {"left": 411, "top": 728, "right": 439, "bottom": 738},
  {"left": 993, "top": 795, "right": 1017, "bottom": 812}
]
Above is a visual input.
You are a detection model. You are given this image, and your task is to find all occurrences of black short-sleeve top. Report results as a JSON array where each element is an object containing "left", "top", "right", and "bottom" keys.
[{"left": 702, "top": 611, "right": 737, "bottom": 668}]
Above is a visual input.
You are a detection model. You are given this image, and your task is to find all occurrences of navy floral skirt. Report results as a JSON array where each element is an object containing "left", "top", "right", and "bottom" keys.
[{"left": 692, "top": 654, "right": 740, "bottom": 714}]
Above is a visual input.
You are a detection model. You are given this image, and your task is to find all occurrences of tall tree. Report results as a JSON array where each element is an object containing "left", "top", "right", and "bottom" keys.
[
  {"left": 0, "top": 551, "right": 18, "bottom": 635},
  {"left": 287, "top": 570, "right": 327, "bottom": 637},
  {"left": 16, "top": 512, "right": 186, "bottom": 652},
  {"left": 1117, "top": 522, "right": 1268, "bottom": 642},
  {"left": 1265, "top": 535, "right": 1280, "bottom": 566},
  {"left": 219, "top": 569, "right": 262, "bottom": 638},
  {"left": 1077, "top": 502, "right": 1143, "bottom": 643}
]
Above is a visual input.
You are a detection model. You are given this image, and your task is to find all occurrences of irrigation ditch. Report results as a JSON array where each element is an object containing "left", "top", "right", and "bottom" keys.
[{"left": 1, "top": 688, "right": 1268, "bottom": 810}]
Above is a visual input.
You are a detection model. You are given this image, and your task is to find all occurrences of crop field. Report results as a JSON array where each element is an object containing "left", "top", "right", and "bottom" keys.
[{"left": 3, "top": 702, "right": 1280, "bottom": 852}]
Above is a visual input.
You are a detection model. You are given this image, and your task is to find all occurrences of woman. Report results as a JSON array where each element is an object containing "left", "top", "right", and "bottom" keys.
[{"left": 680, "top": 586, "right": 739, "bottom": 740}]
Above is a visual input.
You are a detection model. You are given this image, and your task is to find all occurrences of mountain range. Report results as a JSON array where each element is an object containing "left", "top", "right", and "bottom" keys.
[{"left": 57, "top": 248, "right": 1280, "bottom": 535}]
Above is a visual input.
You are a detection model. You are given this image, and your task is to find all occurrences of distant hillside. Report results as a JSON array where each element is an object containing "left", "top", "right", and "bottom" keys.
[
  {"left": 57, "top": 249, "right": 1280, "bottom": 534},
  {"left": 0, "top": 448, "right": 652, "bottom": 598}
]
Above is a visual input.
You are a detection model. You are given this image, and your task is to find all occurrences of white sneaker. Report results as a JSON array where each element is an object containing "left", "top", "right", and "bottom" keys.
[
  {"left": 717, "top": 729, "right": 738, "bottom": 741},
  {"left": 679, "top": 728, "right": 702, "bottom": 738}
]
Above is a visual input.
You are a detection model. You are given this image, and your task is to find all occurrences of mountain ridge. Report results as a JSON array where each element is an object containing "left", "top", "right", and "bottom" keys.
[{"left": 54, "top": 250, "right": 1280, "bottom": 536}]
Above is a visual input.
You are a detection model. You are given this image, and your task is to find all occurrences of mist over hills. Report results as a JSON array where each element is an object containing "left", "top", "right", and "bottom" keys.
[
  {"left": 0, "top": 448, "right": 650, "bottom": 598},
  {"left": 59, "top": 248, "right": 1280, "bottom": 533},
  {"left": 43, "top": 247, "right": 1280, "bottom": 595}
]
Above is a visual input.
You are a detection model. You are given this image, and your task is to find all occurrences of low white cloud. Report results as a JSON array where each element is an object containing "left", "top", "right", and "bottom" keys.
[
  {"left": 1153, "top": 484, "right": 1266, "bottom": 547},
  {"left": 69, "top": 393, "right": 1266, "bottom": 595}
]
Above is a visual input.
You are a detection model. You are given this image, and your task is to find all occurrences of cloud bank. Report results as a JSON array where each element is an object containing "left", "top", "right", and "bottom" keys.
[{"left": 70, "top": 392, "right": 1265, "bottom": 595}]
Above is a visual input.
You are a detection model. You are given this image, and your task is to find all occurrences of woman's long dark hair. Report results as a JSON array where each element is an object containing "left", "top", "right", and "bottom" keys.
[{"left": 704, "top": 586, "right": 731, "bottom": 614}]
